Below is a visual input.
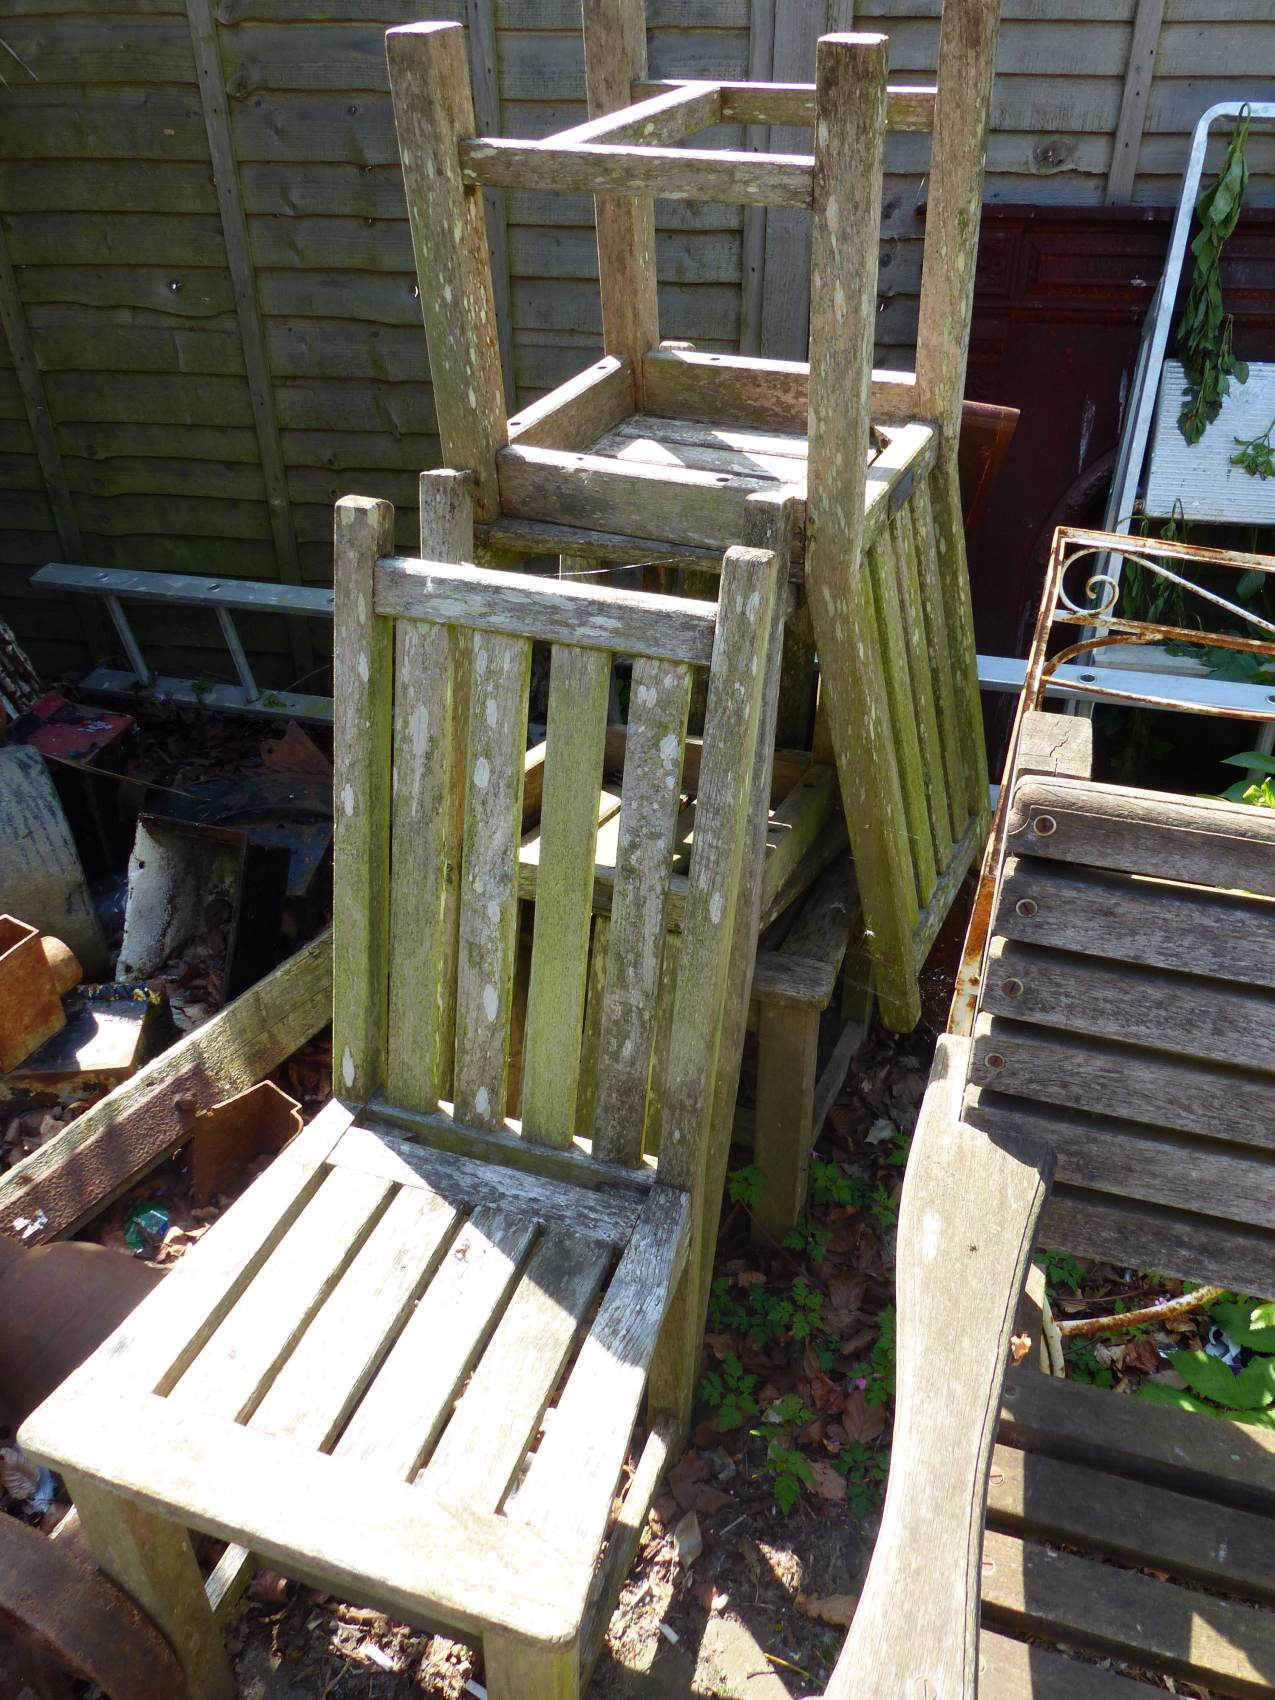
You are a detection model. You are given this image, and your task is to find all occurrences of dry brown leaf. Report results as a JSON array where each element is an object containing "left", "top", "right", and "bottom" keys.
[
  {"left": 828, "top": 1271, "right": 868, "bottom": 1312},
  {"left": 674, "top": 1509, "right": 702, "bottom": 1567},
  {"left": 704, "top": 1331, "right": 739, "bottom": 1360},
  {"left": 1009, "top": 1332, "right": 1032, "bottom": 1364},
  {"left": 809, "top": 1460, "right": 846, "bottom": 1502},
  {"left": 736, "top": 1269, "right": 767, "bottom": 1289},
  {"left": 840, "top": 1389, "right": 887, "bottom": 1444},
  {"left": 796, "top": 1592, "right": 857, "bottom": 1626}
]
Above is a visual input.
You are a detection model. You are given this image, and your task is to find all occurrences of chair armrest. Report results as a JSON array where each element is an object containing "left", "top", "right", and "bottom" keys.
[{"left": 824, "top": 1035, "right": 1054, "bottom": 1700}]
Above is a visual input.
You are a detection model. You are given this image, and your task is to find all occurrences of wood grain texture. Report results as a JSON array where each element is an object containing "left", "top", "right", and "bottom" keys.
[
  {"left": 249, "top": 1184, "right": 459, "bottom": 1450},
  {"left": 465, "top": 0, "right": 515, "bottom": 413},
  {"left": 522, "top": 644, "right": 611, "bottom": 1148},
  {"left": 26, "top": 1387, "right": 591, "bottom": 1647},
  {"left": 333, "top": 1204, "right": 537, "bottom": 1478},
  {"left": 987, "top": 1441, "right": 1275, "bottom": 1604},
  {"left": 64, "top": 1474, "right": 236, "bottom": 1700},
  {"left": 867, "top": 525, "right": 939, "bottom": 902},
  {"left": 631, "top": 79, "right": 938, "bottom": 131},
  {"left": 582, "top": 0, "right": 659, "bottom": 407},
  {"left": 419, "top": 1227, "right": 610, "bottom": 1513},
  {"left": 980, "top": 1526, "right": 1275, "bottom": 1697},
  {"left": 333, "top": 495, "right": 396, "bottom": 1104},
  {"left": 970, "top": 1013, "right": 1275, "bottom": 1151},
  {"left": 921, "top": 454, "right": 990, "bottom": 826},
  {"left": 750, "top": 1003, "right": 819, "bottom": 1240},
  {"left": 453, "top": 629, "right": 531, "bottom": 1130},
  {"left": 507, "top": 355, "right": 634, "bottom": 452},
  {"left": 591, "top": 656, "right": 693, "bottom": 1168},
  {"left": 460, "top": 137, "right": 815, "bottom": 208},
  {"left": 0, "top": 928, "right": 332, "bottom": 1244},
  {"left": 509, "top": 1185, "right": 689, "bottom": 1556},
  {"left": 981, "top": 934, "right": 1275, "bottom": 1075},
  {"left": 375, "top": 555, "right": 717, "bottom": 666},
  {"left": 750, "top": 949, "right": 838, "bottom": 1009},
  {"left": 826, "top": 1035, "right": 1054, "bottom": 1700},
  {"left": 759, "top": 763, "right": 837, "bottom": 913},
  {"left": 903, "top": 483, "right": 969, "bottom": 839},
  {"left": 185, "top": 0, "right": 311, "bottom": 678},
  {"left": 558, "top": 81, "right": 721, "bottom": 147},
  {"left": 34, "top": 1099, "right": 354, "bottom": 1406},
  {"left": 658, "top": 545, "right": 781, "bottom": 1190},
  {"left": 998, "top": 1362, "right": 1275, "bottom": 1517},
  {"left": 1006, "top": 775, "right": 1275, "bottom": 899},
  {"left": 331, "top": 1122, "right": 645, "bottom": 1245},
  {"left": 1105, "top": 0, "right": 1166, "bottom": 203},
  {"left": 1012, "top": 708, "right": 1094, "bottom": 782},
  {"left": 913, "top": 0, "right": 1000, "bottom": 436},
  {"left": 806, "top": 33, "right": 919, "bottom": 1033},
  {"left": 758, "top": 0, "right": 820, "bottom": 363},
  {"left": 995, "top": 855, "right": 1275, "bottom": 988},
  {"left": 386, "top": 22, "right": 506, "bottom": 520},
  {"left": 650, "top": 500, "right": 791, "bottom": 1431},
  {"left": 1040, "top": 1182, "right": 1275, "bottom": 1304},
  {"left": 971, "top": 1092, "right": 1275, "bottom": 1231},
  {"left": 496, "top": 441, "right": 802, "bottom": 556},
  {"left": 388, "top": 470, "right": 472, "bottom": 1112},
  {"left": 169, "top": 1167, "right": 393, "bottom": 1423},
  {"left": 885, "top": 510, "right": 953, "bottom": 855},
  {"left": 979, "top": 1630, "right": 1149, "bottom": 1700}
]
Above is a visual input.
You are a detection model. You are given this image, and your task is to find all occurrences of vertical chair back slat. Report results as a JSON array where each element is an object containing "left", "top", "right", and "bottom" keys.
[
  {"left": 388, "top": 471, "right": 472, "bottom": 1113},
  {"left": 520, "top": 643, "right": 612, "bottom": 1149},
  {"left": 333, "top": 497, "right": 396, "bottom": 1104},
  {"left": 591, "top": 656, "right": 695, "bottom": 1168},
  {"left": 906, "top": 483, "right": 971, "bottom": 839},
  {"left": 884, "top": 512, "right": 953, "bottom": 866},
  {"left": 865, "top": 527, "right": 937, "bottom": 910},
  {"left": 454, "top": 631, "right": 532, "bottom": 1130},
  {"left": 658, "top": 546, "right": 783, "bottom": 1188}
]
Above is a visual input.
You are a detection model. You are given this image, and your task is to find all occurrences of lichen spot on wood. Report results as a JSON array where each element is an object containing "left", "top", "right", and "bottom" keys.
[
  {"left": 341, "top": 784, "right": 355, "bottom": 816},
  {"left": 482, "top": 984, "right": 499, "bottom": 1022},
  {"left": 357, "top": 592, "right": 367, "bottom": 624},
  {"left": 474, "top": 756, "right": 491, "bottom": 789},
  {"left": 475, "top": 1086, "right": 490, "bottom": 1117},
  {"left": 485, "top": 695, "right": 499, "bottom": 728},
  {"left": 659, "top": 733, "right": 679, "bottom": 767},
  {"left": 358, "top": 651, "right": 369, "bottom": 684},
  {"left": 341, "top": 1046, "right": 356, "bottom": 1089},
  {"left": 710, "top": 892, "right": 724, "bottom": 925},
  {"left": 746, "top": 590, "right": 760, "bottom": 621}
]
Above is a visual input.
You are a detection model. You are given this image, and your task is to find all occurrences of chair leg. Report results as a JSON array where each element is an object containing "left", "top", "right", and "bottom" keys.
[
  {"left": 484, "top": 1630, "right": 579, "bottom": 1700},
  {"left": 751, "top": 1003, "right": 819, "bottom": 1243},
  {"left": 64, "top": 1473, "right": 236, "bottom": 1700}
]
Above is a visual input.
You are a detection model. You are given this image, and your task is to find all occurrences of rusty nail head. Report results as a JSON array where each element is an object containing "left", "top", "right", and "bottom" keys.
[
  {"left": 1001, "top": 978, "right": 1024, "bottom": 998},
  {"left": 1033, "top": 814, "right": 1057, "bottom": 836},
  {"left": 989, "top": 1467, "right": 1004, "bottom": 1485},
  {"left": 1015, "top": 898, "right": 1038, "bottom": 917},
  {"left": 985, "top": 1053, "right": 1006, "bottom": 1070},
  {"left": 982, "top": 1558, "right": 995, "bottom": 1575},
  {"left": 915, "top": 1683, "right": 937, "bottom": 1700}
]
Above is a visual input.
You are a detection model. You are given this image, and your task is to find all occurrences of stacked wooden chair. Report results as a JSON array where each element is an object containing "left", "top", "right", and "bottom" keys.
[
  {"left": 827, "top": 706, "right": 1275, "bottom": 1700},
  {"left": 20, "top": 478, "right": 788, "bottom": 1699},
  {"left": 385, "top": 1, "right": 1000, "bottom": 1035}
]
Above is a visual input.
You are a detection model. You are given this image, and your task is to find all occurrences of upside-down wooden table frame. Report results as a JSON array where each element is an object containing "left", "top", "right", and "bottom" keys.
[
  {"left": 21, "top": 479, "right": 786, "bottom": 1700},
  {"left": 384, "top": 5, "right": 998, "bottom": 1032},
  {"left": 824, "top": 706, "right": 1275, "bottom": 1699}
]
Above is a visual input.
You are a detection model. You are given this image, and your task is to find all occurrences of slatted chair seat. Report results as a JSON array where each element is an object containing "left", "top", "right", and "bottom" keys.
[
  {"left": 21, "top": 479, "right": 788, "bottom": 1700},
  {"left": 819, "top": 708, "right": 1275, "bottom": 1700}
]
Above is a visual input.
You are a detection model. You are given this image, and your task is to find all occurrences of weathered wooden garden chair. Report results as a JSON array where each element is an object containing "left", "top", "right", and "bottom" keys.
[
  {"left": 385, "top": 5, "right": 999, "bottom": 1032},
  {"left": 19, "top": 477, "right": 787, "bottom": 1700},
  {"left": 826, "top": 707, "right": 1275, "bottom": 1699}
]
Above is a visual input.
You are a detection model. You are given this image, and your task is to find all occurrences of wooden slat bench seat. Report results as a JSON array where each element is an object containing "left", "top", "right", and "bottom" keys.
[{"left": 823, "top": 707, "right": 1275, "bottom": 1700}]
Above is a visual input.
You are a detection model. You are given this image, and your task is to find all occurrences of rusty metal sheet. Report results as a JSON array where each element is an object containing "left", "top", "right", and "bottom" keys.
[
  {"left": 191, "top": 1078, "right": 301, "bottom": 1205},
  {"left": 0, "top": 1512, "right": 185, "bottom": 1699}
]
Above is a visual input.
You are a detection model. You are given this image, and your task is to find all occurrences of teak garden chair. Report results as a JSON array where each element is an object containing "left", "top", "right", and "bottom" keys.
[
  {"left": 385, "top": 4, "right": 1000, "bottom": 1033},
  {"left": 826, "top": 705, "right": 1275, "bottom": 1699},
  {"left": 20, "top": 477, "right": 788, "bottom": 1700}
]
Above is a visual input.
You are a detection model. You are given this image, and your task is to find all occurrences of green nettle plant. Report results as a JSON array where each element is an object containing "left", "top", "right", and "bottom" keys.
[
  {"left": 1216, "top": 750, "right": 1275, "bottom": 808},
  {"left": 1176, "top": 105, "right": 1251, "bottom": 446},
  {"left": 1139, "top": 1299, "right": 1275, "bottom": 1428}
]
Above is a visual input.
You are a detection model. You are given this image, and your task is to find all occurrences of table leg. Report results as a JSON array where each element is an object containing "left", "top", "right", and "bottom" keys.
[
  {"left": 484, "top": 1630, "right": 579, "bottom": 1700},
  {"left": 751, "top": 1003, "right": 819, "bottom": 1242},
  {"left": 65, "top": 1473, "right": 236, "bottom": 1700}
]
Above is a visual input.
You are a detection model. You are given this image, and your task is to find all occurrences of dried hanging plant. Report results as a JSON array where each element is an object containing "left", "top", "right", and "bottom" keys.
[{"left": 1175, "top": 105, "right": 1252, "bottom": 446}]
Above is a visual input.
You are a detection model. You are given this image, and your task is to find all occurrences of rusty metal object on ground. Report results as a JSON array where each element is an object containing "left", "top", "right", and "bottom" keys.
[
  {"left": 0, "top": 1239, "right": 163, "bottom": 1427},
  {"left": 191, "top": 1079, "right": 302, "bottom": 1206},
  {"left": 0, "top": 920, "right": 81, "bottom": 1076},
  {"left": 0, "top": 1508, "right": 185, "bottom": 1699},
  {"left": 0, "top": 985, "right": 173, "bottom": 1120}
]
